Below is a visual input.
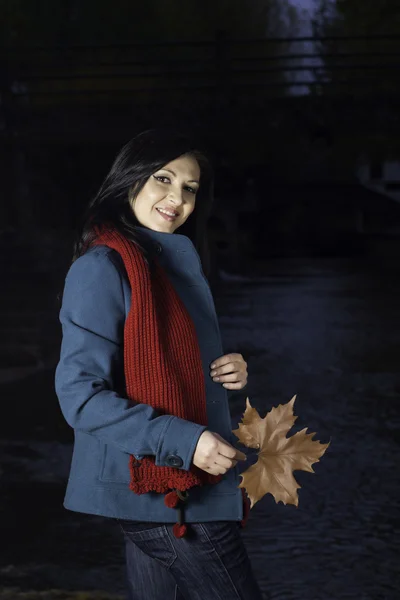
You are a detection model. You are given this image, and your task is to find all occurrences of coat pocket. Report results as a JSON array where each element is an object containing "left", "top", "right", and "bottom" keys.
[{"left": 99, "top": 442, "right": 133, "bottom": 484}]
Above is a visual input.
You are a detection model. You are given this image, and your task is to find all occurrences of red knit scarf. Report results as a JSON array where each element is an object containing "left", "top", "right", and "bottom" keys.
[
  {"left": 91, "top": 225, "right": 250, "bottom": 536},
  {"left": 91, "top": 226, "right": 226, "bottom": 536}
]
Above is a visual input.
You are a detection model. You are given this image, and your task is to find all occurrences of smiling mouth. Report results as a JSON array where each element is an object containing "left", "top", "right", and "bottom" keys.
[{"left": 156, "top": 208, "right": 178, "bottom": 221}]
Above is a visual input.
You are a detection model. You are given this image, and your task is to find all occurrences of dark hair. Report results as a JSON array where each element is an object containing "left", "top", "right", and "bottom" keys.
[{"left": 70, "top": 127, "right": 215, "bottom": 277}]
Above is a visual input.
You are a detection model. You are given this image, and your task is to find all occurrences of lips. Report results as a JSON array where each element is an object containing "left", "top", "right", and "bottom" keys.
[
  {"left": 157, "top": 207, "right": 179, "bottom": 216},
  {"left": 156, "top": 208, "right": 178, "bottom": 221}
]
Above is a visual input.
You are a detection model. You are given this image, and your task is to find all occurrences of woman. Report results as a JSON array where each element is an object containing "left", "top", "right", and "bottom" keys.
[{"left": 55, "top": 128, "right": 264, "bottom": 600}]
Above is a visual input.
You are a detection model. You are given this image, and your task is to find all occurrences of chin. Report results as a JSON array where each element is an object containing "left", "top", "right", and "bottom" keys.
[{"left": 158, "top": 220, "right": 181, "bottom": 233}]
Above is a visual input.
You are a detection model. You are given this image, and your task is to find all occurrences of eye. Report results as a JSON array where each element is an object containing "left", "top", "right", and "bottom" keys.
[
  {"left": 153, "top": 175, "right": 197, "bottom": 195},
  {"left": 185, "top": 186, "right": 197, "bottom": 195}
]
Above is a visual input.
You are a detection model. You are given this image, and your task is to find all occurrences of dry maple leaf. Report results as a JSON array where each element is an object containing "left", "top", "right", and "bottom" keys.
[{"left": 232, "top": 395, "right": 331, "bottom": 509}]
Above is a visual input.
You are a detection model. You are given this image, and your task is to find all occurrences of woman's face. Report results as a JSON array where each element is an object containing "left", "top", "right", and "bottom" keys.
[{"left": 129, "top": 154, "right": 200, "bottom": 233}]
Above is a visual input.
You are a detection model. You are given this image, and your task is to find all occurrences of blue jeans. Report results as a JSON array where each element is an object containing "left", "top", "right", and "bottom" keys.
[{"left": 116, "top": 519, "right": 265, "bottom": 600}]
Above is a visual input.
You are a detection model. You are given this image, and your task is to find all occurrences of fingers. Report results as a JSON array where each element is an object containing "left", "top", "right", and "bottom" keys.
[
  {"left": 211, "top": 371, "right": 240, "bottom": 383},
  {"left": 220, "top": 381, "right": 245, "bottom": 389}
]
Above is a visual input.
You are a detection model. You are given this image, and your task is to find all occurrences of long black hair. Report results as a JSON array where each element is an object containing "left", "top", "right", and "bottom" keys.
[{"left": 70, "top": 127, "right": 215, "bottom": 278}]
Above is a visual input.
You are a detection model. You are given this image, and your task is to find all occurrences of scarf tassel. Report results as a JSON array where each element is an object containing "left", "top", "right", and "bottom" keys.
[
  {"left": 164, "top": 489, "right": 189, "bottom": 538},
  {"left": 165, "top": 488, "right": 250, "bottom": 538}
]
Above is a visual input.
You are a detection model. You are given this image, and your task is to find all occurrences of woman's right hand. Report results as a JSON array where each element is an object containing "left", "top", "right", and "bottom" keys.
[{"left": 192, "top": 430, "right": 247, "bottom": 476}]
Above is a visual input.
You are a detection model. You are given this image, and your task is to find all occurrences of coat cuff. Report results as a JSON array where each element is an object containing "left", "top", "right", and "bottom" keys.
[{"left": 156, "top": 416, "right": 208, "bottom": 471}]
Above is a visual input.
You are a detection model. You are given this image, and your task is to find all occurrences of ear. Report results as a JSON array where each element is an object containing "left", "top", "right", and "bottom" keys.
[
  {"left": 129, "top": 194, "right": 138, "bottom": 211},
  {"left": 128, "top": 182, "right": 140, "bottom": 204}
]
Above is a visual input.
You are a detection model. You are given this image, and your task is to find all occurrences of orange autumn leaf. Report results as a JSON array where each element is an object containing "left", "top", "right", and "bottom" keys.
[{"left": 232, "top": 395, "right": 331, "bottom": 510}]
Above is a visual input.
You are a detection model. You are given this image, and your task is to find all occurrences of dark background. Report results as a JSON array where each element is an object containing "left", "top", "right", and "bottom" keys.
[{"left": 1, "top": 1, "right": 399, "bottom": 599}]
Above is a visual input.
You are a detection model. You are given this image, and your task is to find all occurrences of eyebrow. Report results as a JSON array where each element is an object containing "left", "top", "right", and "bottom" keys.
[{"left": 160, "top": 168, "right": 199, "bottom": 184}]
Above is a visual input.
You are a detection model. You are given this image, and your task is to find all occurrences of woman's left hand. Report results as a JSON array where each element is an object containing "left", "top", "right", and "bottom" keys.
[{"left": 210, "top": 353, "right": 248, "bottom": 390}]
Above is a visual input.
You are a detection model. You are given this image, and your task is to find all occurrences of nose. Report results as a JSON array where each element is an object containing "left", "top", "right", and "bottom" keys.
[{"left": 167, "top": 188, "right": 184, "bottom": 206}]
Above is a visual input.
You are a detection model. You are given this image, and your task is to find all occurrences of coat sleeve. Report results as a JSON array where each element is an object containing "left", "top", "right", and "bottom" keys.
[{"left": 54, "top": 248, "right": 207, "bottom": 471}]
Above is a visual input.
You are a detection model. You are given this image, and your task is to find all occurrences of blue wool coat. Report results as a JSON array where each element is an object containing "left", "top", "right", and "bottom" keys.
[{"left": 55, "top": 225, "right": 244, "bottom": 523}]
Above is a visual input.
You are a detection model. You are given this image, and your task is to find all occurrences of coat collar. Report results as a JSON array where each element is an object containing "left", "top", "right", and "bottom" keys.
[{"left": 134, "top": 225, "right": 194, "bottom": 256}]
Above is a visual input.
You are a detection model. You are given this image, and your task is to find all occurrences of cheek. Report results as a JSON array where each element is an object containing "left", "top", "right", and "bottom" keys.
[{"left": 137, "top": 184, "right": 160, "bottom": 207}]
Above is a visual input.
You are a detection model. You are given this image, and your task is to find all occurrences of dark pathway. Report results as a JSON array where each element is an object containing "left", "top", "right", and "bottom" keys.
[{"left": 218, "top": 256, "right": 399, "bottom": 600}]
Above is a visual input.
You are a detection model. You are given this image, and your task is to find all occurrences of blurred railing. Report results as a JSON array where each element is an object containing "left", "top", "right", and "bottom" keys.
[
  {"left": 2, "top": 34, "right": 400, "bottom": 234},
  {"left": 2, "top": 32, "right": 400, "bottom": 106}
]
